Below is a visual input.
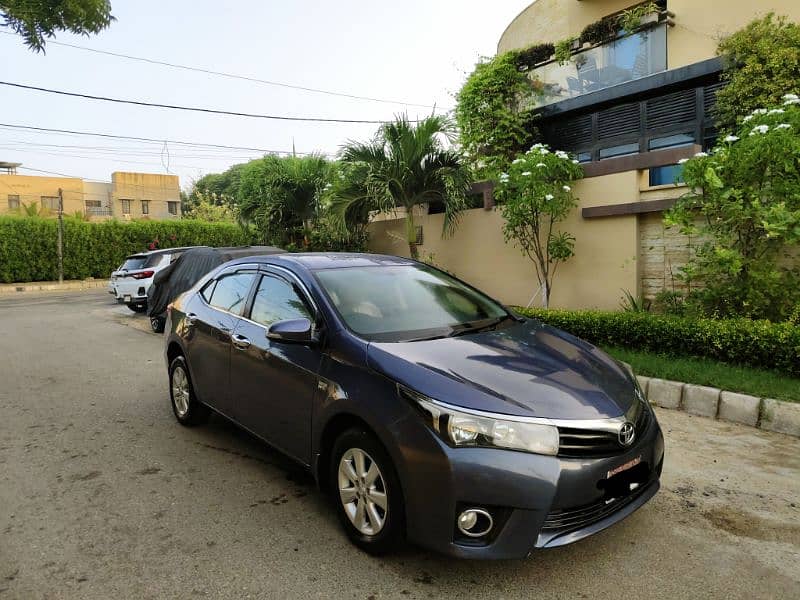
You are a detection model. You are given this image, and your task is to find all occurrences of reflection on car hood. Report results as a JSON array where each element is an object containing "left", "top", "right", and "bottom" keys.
[{"left": 367, "top": 319, "right": 636, "bottom": 420}]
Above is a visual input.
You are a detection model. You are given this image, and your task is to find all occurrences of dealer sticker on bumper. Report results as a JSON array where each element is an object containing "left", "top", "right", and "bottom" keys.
[{"left": 607, "top": 455, "right": 641, "bottom": 479}]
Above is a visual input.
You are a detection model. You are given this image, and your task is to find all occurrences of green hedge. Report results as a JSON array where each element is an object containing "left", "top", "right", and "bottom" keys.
[
  {"left": 515, "top": 307, "right": 800, "bottom": 376},
  {"left": 0, "top": 216, "right": 254, "bottom": 283}
]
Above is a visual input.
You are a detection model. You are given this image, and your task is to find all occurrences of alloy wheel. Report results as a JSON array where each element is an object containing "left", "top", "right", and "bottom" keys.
[
  {"left": 337, "top": 448, "right": 388, "bottom": 536},
  {"left": 171, "top": 365, "right": 190, "bottom": 417}
]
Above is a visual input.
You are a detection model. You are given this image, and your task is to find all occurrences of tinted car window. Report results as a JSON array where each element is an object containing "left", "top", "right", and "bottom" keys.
[
  {"left": 121, "top": 256, "right": 147, "bottom": 271},
  {"left": 207, "top": 273, "right": 256, "bottom": 314},
  {"left": 250, "top": 275, "right": 311, "bottom": 327},
  {"left": 144, "top": 254, "right": 165, "bottom": 268},
  {"left": 315, "top": 265, "right": 507, "bottom": 341}
]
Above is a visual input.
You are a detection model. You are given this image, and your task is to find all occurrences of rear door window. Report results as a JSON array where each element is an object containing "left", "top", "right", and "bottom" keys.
[{"left": 207, "top": 273, "right": 257, "bottom": 315}]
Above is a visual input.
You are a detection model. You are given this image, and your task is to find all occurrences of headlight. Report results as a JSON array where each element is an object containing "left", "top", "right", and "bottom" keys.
[{"left": 400, "top": 386, "right": 559, "bottom": 456}]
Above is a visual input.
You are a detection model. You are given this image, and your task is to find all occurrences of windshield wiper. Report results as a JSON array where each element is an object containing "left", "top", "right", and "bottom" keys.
[{"left": 447, "top": 315, "right": 514, "bottom": 337}]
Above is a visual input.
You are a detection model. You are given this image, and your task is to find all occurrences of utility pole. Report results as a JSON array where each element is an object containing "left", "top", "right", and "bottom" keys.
[{"left": 57, "top": 188, "right": 64, "bottom": 284}]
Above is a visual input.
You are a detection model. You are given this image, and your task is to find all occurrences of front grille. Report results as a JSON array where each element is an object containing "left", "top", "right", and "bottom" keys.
[
  {"left": 542, "top": 480, "right": 649, "bottom": 531},
  {"left": 557, "top": 402, "right": 650, "bottom": 458}
]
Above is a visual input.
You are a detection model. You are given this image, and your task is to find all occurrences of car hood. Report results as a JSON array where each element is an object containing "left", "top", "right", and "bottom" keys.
[{"left": 367, "top": 319, "right": 636, "bottom": 420}]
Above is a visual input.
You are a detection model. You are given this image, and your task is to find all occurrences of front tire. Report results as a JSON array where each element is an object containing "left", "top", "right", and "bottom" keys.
[
  {"left": 330, "top": 428, "right": 404, "bottom": 555},
  {"left": 169, "top": 356, "right": 210, "bottom": 426}
]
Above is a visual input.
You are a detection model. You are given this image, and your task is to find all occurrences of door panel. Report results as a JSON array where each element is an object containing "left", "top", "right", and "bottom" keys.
[
  {"left": 183, "top": 271, "right": 256, "bottom": 415},
  {"left": 229, "top": 274, "right": 322, "bottom": 464}
]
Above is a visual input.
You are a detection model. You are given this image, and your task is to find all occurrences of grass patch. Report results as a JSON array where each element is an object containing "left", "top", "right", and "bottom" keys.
[{"left": 604, "top": 346, "right": 800, "bottom": 404}]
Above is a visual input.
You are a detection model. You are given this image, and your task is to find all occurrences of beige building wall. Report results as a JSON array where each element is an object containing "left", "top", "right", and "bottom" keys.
[
  {"left": 1, "top": 171, "right": 182, "bottom": 221},
  {"left": 498, "top": 0, "right": 800, "bottom": 69},
  {"left": 110, "top": 172, "right": 181, "bottom": 220},
  {"left": 0, "top": 175, "right": 85, "bottom": 215},
  {"left": 368, "top": 171, "right": 643, "bottom": 310}
]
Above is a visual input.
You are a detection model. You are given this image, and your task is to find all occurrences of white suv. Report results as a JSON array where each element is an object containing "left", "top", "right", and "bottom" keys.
[{"left": 109, "top": 247, "right": 198, "bottom": 312}]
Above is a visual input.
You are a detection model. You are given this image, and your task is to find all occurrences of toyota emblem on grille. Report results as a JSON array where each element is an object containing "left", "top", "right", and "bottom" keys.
[{"left": 618, "top": 422, "right": 636, "bottom": 447}]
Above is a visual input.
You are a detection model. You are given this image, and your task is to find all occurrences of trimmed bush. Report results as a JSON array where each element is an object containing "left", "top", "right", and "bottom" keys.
[
  {"left": 0, "top": 216, "right": 254, "bottom": 283},
  {"left": 515, "top": 307, "right": 800, "bottom": 376}
]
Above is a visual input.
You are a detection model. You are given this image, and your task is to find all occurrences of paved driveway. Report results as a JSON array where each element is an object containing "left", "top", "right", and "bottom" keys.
[{"left": 0, "top": 291, "right": 798, "bottom": 599}]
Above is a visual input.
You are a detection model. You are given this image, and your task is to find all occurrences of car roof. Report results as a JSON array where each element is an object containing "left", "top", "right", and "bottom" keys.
[
  {"left": 225, "top": 252, "right": 415, "bottom": 271},
  {"left": 125, "top": 246, "right": 206, "bottom": 259}
]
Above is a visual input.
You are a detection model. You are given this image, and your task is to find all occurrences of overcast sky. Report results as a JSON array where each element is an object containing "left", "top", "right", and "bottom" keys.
[{"left": 1, "top": 0, "right": 531, "bottom": 190}]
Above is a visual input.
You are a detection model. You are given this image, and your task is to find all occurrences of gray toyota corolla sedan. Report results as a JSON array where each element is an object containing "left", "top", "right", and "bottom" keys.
[{"left": 164, "top": 253, "right": 664, "bottom": 559}]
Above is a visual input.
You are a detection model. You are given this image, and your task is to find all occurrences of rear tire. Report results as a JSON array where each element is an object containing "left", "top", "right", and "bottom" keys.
[
  {"left": 150, "top": 316, "right": 165, "bottom": 333},
  {"left": 168, "top": 356, "right": 210, "bottom": 426},
  {"left": 330, "top": 428, "right": 404, "bottom": 555},
  {"left": 128, "top": 302, "right": 147, "bottom": 313}
]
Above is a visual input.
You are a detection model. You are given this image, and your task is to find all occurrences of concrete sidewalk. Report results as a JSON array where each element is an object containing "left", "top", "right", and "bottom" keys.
[{"left": 0, "top": 279, "right": 109, "bottom": 295}]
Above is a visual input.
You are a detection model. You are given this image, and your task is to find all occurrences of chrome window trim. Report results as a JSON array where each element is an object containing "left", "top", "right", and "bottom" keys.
[
  {"left": 195, "top": 262, "right": 320, "bottom": 332},
  {"left": 197, "top": 264, "right": 260, "bottom": 318}
]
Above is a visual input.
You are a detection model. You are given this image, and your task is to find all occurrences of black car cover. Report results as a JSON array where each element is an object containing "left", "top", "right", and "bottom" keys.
[{"left": 146, "top": 246, "right": 284, "bottom": 319}]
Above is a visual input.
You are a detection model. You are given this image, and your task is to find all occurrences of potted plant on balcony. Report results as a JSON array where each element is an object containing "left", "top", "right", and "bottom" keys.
[
  {"left": 619, "top": 2, "right": 660, "bottom": 34},
  {"left": 554, "top": 37, "right": 577, "bottom": 65},
  {"left": 579, "top": 15, "right": 619, "bottom": 47}
]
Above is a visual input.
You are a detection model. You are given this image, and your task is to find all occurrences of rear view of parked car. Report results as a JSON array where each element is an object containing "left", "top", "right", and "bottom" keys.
[
  {"left": 163, "top": 253, "right": 664, "bottom": 559},
  {"left": 109, "top": 247, "right": 196, "bottom": 312}
]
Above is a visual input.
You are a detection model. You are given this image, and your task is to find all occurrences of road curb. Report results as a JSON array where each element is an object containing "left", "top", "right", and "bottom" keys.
[
  {"left": 636, "top": 376, "right": 800, "bottom": 438},
  {"left": 0, "top": 280, "right": 109, "bottom": 295}
]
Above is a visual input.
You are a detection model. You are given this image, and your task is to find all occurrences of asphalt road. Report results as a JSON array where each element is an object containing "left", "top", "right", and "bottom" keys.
[{"left": 1, "top": 290, "right": 798, "bottom": 599}]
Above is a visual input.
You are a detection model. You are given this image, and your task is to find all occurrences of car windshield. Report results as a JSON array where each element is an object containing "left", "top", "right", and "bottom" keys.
[
  {"left": 120, "top": 256, "right": 147, "bottom": 271},
  {"left": 315, "top": 265, "right": 510, "bottom": 342}
]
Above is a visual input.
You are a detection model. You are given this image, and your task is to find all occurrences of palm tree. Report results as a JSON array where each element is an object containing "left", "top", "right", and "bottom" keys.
[
  {"left": 332, "top": 115, "right": 471, "bottom": 259},
  {"left": 238, "top": 154, "right": 330, "bottom": 248}
]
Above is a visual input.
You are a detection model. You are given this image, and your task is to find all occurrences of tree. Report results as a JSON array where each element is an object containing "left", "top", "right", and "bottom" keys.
[
  {"left": 182, "top": 191, "right": 239, "bottom": 223},
  {"left": 714, "top": 13, "right": 800, "bottom": 132},
  {"left": 238, "top": 154, "right": 331, "bottom": 249},
  {"left": 666, "top": 98, "right": 800, "bottom": 321},
  {"left": 1, "top": 0, "right": 114, "bottom": 52},
  {"left": 186, "top": 163, "right": 247, "bottom": 209},
  {"left": 495, "top": 144, "right": 583, "bottom": 308},
  {"left": 333, "top": 114, "right": 471, "bottom": 259},
  {"left": 455, "top": 52, "right": 537, "bottom": 179}
]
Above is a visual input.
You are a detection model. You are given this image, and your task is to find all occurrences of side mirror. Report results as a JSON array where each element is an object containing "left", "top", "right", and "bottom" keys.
[{"left": 267, "top": 318, "right": 315, "bottom": 344}]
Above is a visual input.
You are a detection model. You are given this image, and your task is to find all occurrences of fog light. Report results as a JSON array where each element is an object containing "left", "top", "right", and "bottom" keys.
[{"left": 457, "top": 508, "right": 493, "bottom": 538}]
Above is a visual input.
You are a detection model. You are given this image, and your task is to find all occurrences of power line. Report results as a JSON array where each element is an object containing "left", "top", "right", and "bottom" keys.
[
  {"left": 0, "top": 30, "right": 441, "bottom": 109},
  {"left": 0, "top": 81, "right": 407, "bottom": 124},
  {"left": 16, "top": 166, "right": 183, "bottom": 195},
  {"left": 0, "top": 122, "right": 320, "bottom": 155}
]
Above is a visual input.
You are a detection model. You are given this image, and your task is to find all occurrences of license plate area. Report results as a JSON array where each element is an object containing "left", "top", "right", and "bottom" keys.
[
  {"left": 123, "top": 294, "right": 132, "bottom": 303},
  {"left": 598, "top": 457, "right": 649, "bottom": 500}
]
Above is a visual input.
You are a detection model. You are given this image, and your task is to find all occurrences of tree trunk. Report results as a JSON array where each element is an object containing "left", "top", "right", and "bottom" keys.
[
  {"left": 542, "top": 279, "right": 549, "bottom": 308},
  {"left": 405, "top": 211, "right": 419, "bottom": 260}
]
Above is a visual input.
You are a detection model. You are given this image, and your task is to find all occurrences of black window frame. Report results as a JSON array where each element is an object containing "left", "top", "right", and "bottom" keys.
[{"left": 540, "top": 80, "right": 722, "bottom": 163}]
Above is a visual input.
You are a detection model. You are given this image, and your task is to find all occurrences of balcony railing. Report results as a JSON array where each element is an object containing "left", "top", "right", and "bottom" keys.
[
  {"left": 86, "top": 206, "right": 113, "bottom": 217},
  {"left": 528, "top": 23, "right": 667, "bottom": 109}
]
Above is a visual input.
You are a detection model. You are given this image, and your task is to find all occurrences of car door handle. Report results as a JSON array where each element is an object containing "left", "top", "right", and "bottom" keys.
[
  {"left": 231, "top": 334, "right": 251, "bottom": 350},
  {"left": 185, "top": 313, "right": 198, "bottom": 325}
]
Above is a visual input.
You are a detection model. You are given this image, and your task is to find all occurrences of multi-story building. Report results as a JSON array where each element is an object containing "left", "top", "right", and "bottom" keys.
[
  {"left": 0, "top": 163, "right": 181, "bottom": 221},
  {"left": 369, "top": 0, "right": 800, "bottom": 309}
]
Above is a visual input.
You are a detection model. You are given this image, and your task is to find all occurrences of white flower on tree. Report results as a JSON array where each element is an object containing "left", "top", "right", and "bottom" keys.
[{"left": 723, "top": 135, "right": 740, "bottom": 143}]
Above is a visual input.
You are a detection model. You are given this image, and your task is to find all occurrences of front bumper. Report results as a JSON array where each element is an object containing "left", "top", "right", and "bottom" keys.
[{"left": 392, "top": 406, "right": 664, "bottom": 559}]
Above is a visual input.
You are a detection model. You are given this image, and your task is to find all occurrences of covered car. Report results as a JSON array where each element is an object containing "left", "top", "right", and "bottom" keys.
[{"left": 146, "top": 245, "right": 284, "bottom": 332}]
